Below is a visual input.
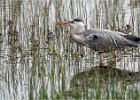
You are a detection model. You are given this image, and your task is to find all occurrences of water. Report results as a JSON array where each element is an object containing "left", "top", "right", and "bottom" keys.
[{"left": 0, "top": 0, "right": 140, "bottom": 100}]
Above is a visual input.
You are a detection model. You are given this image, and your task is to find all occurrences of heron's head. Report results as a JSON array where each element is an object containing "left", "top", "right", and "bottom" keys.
[
  {"left": 57, "top": 18, "right": 86, "bottom": 33},
  {"left": 69, "top": 18, "right": 85, "bottom": 27}
]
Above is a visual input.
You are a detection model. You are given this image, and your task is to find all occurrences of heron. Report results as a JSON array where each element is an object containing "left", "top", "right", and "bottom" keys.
[{"left": 57, "top": 18, "right": 140, "bottom": 66}]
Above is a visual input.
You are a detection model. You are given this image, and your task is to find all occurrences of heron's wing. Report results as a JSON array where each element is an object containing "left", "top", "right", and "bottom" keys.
[
  {"left": 117, "top": 32, "right": 140, "bottom": 42},
  {"left": 84, "top": 29, "right": 138, "bottom": 51}
]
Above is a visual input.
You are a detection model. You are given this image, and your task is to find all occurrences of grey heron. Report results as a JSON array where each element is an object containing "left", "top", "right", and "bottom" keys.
[{"left": 57, "top": 18, "right": 140, "bottom": 66}]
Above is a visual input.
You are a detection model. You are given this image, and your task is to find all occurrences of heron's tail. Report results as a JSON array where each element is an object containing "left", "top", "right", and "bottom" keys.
[
  {"left": 123, "top": 35, "right": 140, "bottom": 42},
  {"left": 138, "top": 43, "right": 140, "bottom": 47},
  {"left": 123, "top": 34, "right": 140, "bottom": 47}
]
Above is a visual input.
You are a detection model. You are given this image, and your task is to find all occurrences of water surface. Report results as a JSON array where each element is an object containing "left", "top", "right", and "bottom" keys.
[{"left": 0, "top": 0, "right": 140, "bottom": 99}]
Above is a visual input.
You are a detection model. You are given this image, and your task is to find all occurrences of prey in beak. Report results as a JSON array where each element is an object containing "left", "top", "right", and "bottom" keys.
[{"left": 56, "top": 19, "right": 73, "bottom": 27}]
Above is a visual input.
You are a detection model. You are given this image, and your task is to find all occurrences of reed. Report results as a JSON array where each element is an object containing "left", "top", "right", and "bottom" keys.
[{"left": 0, "top": 0, "right": 139, "bottom": 100}]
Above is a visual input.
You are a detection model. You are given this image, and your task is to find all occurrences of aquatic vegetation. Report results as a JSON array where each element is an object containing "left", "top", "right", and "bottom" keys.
[{"left": 0, "top": 0, "right": 139, "bottom": 100}]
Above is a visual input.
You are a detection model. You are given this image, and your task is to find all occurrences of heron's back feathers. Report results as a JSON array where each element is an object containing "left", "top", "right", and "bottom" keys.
[
  {"left": 83, "top": 29, "right": 140, "bottom": 52},
  {"left": 121, "top": 34, "right": 140, "bottom": 42}
]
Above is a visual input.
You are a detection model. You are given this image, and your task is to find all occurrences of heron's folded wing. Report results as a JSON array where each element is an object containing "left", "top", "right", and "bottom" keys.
[{"left": 84, "top": 29, "right": 137, "bottom": 51}]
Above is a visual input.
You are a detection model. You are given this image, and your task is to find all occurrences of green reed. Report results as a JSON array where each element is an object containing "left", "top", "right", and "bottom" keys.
[{"left": 0, "top": 0, "right": 139, "bottom": 100}]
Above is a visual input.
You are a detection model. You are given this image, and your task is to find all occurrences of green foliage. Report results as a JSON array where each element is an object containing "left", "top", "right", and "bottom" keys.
[{"left": 0, "top": 0, "right": 139, "bottom": 100}]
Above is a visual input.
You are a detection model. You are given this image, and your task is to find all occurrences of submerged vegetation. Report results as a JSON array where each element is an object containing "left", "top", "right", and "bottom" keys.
[{"left": 0, "top": 0, "right": 140, "bottom": 100}]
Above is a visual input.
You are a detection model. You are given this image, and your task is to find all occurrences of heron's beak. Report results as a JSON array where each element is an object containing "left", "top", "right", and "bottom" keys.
[{"left": 56, "top": 20, "right": 72, "bottom": 26}]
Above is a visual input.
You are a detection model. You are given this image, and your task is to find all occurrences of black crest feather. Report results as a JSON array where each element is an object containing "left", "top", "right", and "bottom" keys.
[{"left": 73, "top": 18, "right": 84, "bottom": 22}]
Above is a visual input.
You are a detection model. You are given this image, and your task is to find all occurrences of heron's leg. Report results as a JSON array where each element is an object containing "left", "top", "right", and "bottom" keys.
[
  {"left": 111, "top": 50, "right": 122, "bottom": 61},
  {"left": 111, "top": 51, "right": 117, "bottom": 58},
  {"left": 98, "top": 53, "right": 104, "bottom": 66}
]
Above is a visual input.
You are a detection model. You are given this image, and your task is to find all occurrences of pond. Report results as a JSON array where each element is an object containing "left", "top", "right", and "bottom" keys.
[{"left": 0, "top": 0, "right": 140, "bottom": 100}]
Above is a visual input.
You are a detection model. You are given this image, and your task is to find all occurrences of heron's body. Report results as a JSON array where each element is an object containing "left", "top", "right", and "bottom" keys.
[
  {"left": 71, "top": 29, "right": 140, "bottom": 52},
  {"left": 58, "top": 18, "right": 140, "bottom": 65}
]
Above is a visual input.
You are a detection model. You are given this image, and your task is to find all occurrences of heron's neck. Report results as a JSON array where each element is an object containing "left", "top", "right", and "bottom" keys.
[
  {"left": 71, "top": 25, "right": 86, "bottom": 33},
  {"left": 70, "top": 25, "right": 86, "bottom": 44},
  {"left": 70, "top": 32, "right": 85, "bottom": 44}
]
